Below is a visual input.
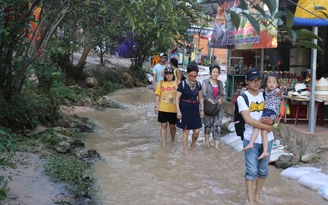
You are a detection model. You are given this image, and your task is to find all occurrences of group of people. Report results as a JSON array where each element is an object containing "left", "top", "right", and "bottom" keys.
[
  {"left": 153, "top": 52, "right": 285, "bottom": 205},
  {"left": 153, "top": 53, "right": 225, "bottom": 154}
]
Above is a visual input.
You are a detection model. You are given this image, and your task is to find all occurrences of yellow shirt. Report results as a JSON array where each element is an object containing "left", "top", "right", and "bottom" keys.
[{"left": 155, "top": 80, "right": 178, "bottom": 113}]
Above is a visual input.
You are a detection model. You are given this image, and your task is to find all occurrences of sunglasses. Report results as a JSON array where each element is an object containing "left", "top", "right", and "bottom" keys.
[{"left": 189, "top": 73, "right": 198, "bottom": 77}]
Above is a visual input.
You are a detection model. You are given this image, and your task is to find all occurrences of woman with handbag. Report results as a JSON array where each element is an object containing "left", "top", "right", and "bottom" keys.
[{"left": 201, "top": 64, "right": 225, "bottom": 150}]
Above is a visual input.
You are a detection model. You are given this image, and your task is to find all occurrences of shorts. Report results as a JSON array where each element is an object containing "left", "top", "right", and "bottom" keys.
[
  {"left": 243, "top": 139, "right": 273, "bottom": 180},
  {"left": 158, "top": 111, "right": 177, "bottom": 124},
  {"left": 262, "top": 108, "right": 277, "bottom": 120}
]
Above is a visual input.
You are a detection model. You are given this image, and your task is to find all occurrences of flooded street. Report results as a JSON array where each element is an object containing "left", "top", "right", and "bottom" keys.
[{"left": 78, "top": 86, "right": 326, "bottom": 205}]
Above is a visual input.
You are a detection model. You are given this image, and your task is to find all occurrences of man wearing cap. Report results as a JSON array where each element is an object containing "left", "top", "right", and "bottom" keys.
[
  {"left": 236, "top": 69, "right": 274, "bottom": 205},
  {"left": 153, "top": 53, "right": 167, "bottom": 91}
]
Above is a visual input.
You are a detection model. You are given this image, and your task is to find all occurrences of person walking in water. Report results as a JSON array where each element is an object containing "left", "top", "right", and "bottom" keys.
[
  {"left": 175, "top": 64, "right": 204, "bottom": 154},
  {"left": 201, "top": 64, "right": 225, "bottom": 150},
  {"left": 162, "top": 58, "right": 183, "bottom": 82},
  {"left": 154, "top": 67, "right": 179, "bottom": 145},
  {"left": 243, "top": 73, "right": 285, "bottom": 160},
  {"left": 236, "top": 69, "right": 274, "bottom": 205},
  {"left": 153, "top": 53, "right": 167, "bottom": 91}
]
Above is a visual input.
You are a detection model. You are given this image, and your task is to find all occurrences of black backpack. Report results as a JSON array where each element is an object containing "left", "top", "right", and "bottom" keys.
[{"left": 234, "top": 93, "right": 249, "bottom": 141}]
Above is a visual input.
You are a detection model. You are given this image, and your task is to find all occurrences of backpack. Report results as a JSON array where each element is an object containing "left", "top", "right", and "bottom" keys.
[
  {"left": 234, "top": 91, "right": 266, "bottom": 140},
  {"left": 181, "top": 79, "right": 201, "bottom": 90},
  {"left": 234, "top": 93, "right": 249, "bottom": 141}
]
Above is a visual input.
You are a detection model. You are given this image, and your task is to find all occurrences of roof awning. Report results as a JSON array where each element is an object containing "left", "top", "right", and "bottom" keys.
[
  {"left": 200, "top": 31, "right": 213, "bottom": 40},
  {"left": 187, "top": 26, "right": 213, "bottom": 35}
]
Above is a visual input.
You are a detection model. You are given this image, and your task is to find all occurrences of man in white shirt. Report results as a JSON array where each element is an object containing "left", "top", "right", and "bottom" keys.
[
  {"left": 237, "top": 69, "right": 274, "bottom": 205},
  {"left": 153, "top": 53, "right": 167, "bottom": 91}
]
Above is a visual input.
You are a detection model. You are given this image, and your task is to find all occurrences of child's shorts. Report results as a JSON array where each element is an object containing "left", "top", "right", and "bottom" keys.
[{"left": 262, "top": 108, "right": 277, "bottom": 120}]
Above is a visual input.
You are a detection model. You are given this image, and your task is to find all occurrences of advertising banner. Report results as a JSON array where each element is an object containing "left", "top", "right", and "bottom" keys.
[{"left": 209, "top": 0, "right": 278, "bottom": 49}]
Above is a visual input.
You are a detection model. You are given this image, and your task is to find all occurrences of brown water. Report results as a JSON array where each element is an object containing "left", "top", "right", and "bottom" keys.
[{"left": 79, "top": 87, "right": 326, "bottom": 205}]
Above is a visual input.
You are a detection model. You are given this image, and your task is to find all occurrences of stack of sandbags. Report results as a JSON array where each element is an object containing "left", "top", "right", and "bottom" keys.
[{"left": 315, "top": 77, "right": 328, "bottom": 100}]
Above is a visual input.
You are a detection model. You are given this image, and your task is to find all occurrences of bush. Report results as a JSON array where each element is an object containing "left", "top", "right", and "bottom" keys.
[
  {"left": 44, "top": 156, "right": 96, "bottom": 198},
  {"left": 0, "top": 126, "right": 15, "bottom": 201},
  {"left": 0, "top": 94, "right": 58, "bottom": 131}
]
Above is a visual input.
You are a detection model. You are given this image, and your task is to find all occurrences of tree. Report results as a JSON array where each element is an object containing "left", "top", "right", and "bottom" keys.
[
  {"left": 0, "top": 0, "right": 90, "bottom": 100},
  {"left": 101, "top": 0, "right": 210, "bottom": 74}
]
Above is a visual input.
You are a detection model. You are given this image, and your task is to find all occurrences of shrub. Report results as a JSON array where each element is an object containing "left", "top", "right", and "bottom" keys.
[{"left": 44, "top": 156, "right": 96, "bottom": 198}]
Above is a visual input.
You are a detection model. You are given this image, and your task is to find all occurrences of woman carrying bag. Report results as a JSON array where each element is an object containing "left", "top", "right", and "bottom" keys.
[{"left": 201, "top": 64, "right": 225, "bottom": 150}]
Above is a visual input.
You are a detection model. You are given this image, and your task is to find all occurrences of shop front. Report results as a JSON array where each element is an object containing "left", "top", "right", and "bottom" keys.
[{"left": 208, "top": 0, "right": 328, "bottom": 133}]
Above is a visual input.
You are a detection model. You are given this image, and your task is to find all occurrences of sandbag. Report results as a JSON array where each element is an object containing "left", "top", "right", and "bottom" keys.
[
  {"left": 280, "top": 166, "right": 322, "bottom": 180},
  {"left": 318, "top": 184, "right": 328, "bottom": 200},
  {"left": 298, "top": 172, "right": 328, "bottom": 190}
]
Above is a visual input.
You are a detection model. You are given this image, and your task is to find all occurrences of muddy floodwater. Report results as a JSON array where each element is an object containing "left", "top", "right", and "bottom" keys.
[{"left": 78, "top": 87, "right": 326, "bottom": 205}]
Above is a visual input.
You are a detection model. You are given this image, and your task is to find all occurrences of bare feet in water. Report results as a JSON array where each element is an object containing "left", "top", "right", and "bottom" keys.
[
  {"left": 255, "top": 196, "right": 265, "bottom": 204},
  {"left": 184, "top": 148, "right": 188, "bottom": 154},
  {"left": 190, "top": 142, "right": 196, "bottom": 150}
]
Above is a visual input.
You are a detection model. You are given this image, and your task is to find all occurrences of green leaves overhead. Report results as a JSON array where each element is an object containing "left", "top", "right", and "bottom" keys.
[
  {"left": 286, "top": 9, "right": 294, "bottom": 28},
  {"left": 227, "top": 0, "right": 325, "bottom": 52},
  {"left": 296, "top": 29, "right": 322, "bottom": 41},
  {"left": 230, "top": 10, "right": 240, "bottom": 30},
  {"left": 240, "top": 12, "right": 260, "bottom": 35},
  {"left": 261, "top": 0, "right": 277, "bottom": 16}
]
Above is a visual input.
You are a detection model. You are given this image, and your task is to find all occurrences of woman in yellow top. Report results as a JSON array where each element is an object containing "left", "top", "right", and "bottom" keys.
[
  {"left": 155, "top": 67, "right": 180, "bottom": 146},
  {"left": 161, "top": 58, "right": 183, "bottom": 81}
]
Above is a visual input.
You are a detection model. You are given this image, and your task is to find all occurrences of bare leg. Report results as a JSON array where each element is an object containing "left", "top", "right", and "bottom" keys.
[
  {"left": 190, "top": 129, "right": 200, "bottom": 150},
  {"left": 160, "top": 122, "right": 168, "bottom": 146},
  {"left": 169, "top": 123, "right": 176, "bottom": 141},
  {"left": 214, "top": 139, "right": 220, "bottom": 150},
  {"left": 243, "top": 128, "right": 260, "bottom": 151},
  {"left": 182, "top": 129, "right": 189, "bottom": 154},
  {"left": 254, "top": 177, "right": 265, "bottom": 204},
  {"left": 245, "top": 179, "right": 255, "bottom": 205},
  {"left": 258, "top": 130, "right": 269, "bottom": 160},
  {"left": 204, "top": 133, "right": 210, "bottom": 148}
]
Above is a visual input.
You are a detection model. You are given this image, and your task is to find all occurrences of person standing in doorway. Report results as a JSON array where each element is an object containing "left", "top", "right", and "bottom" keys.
[
  {"left": 153, "top": 53, "right": 167, "bottom": 91},
  {"left": 201, "top": 64, "right": 225, "bottom": 150},
  {"left": 236, "top": 69, "right": 274, "bottom": 205},
  {"left": 175, "top": 64, "right": 204, "bottom": 154},
  {"left": 154, "top": 67, "right": 179, "bottom": 145}
]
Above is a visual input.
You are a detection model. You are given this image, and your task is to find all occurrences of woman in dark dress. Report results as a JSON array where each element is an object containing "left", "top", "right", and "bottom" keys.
[{"left": 176, "top": 64, "right": 204, "bottom": 154}]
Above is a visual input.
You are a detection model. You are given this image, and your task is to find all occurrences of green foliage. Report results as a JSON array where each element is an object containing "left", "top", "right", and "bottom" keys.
[
  {"left": 39, "top": 130, "right": 61, "bottom": 148},
  {"left": 0, "top": 92, "right": 60, "bottom": 131},
  {"left": 44, "top": 156, "right": 96, "bottom": 198},
  {"left": 49, "top": 80, "right": 82, "bottom": 106},
  {"left": 102, "top": 81, "right": 124, "bottom": 93},
  {"left": 101, "top": 0, "right": 209, "bottom": 70},
  {"left": 0, "top": 126, "right": 15, "bottom": 201},
  {"left": 228, "top": 0, "right": 325, "bottom": 52}
]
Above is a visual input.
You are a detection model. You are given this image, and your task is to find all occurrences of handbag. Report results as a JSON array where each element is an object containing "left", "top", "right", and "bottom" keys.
[{"left": 204, "top": 100, "right": 220, "bottom": 116}]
